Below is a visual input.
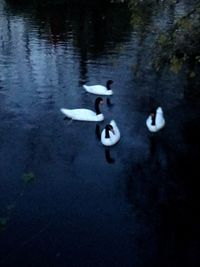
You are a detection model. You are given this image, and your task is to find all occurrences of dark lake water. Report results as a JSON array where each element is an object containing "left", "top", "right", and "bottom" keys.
[{"left": 0, "top": 1, "right": 200, "bottom": 266}]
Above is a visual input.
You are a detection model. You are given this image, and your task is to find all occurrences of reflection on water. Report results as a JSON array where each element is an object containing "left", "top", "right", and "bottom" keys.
[
  {"left": 104, "top": 147, "right": 115, "bottom": 164},
  {"left": 95, "top": 124, "right": 101, "bottom": 141},
  {"left": 106, "top": 97, "right": 114, "bottom": 108},
  {"left": 0, "top": 1, "right": 200, "bottom": 267}
]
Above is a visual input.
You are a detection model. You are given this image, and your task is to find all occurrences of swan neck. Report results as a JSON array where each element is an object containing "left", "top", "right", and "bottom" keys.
[
  {"left": 106, "top": 81, "right": 111, "bottom": 90},
  {"left": 151, "top": 113, "right": 156, "bottom": 125},
  {"left": 105, "top": 128, "right": 110, "bottom": 138},
  {"left": 95, "top": 102, "right": 101, "bottom": 115}
]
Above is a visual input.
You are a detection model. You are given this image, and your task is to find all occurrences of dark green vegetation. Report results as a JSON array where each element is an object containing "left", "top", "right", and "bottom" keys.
[
  {"left": 128, "top": 0, "right": 200, "bottom": 96},
  {"left": 0, "top": 173, "right": 36, "bottom": 234},
  {"left": 129, "top": 1, "right": 200, "bottom": 69},
  {"left": 154, "top": 1, "right": 200, "bottom": 76},
  {"left": 21, "top": 172, "right": 36, "bottom": 184},
  {"left": 0, "top": 218, "right": 9, "bottom": 233}
]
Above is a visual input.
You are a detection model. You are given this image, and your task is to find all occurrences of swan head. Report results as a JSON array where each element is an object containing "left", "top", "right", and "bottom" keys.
[
  {"left": 105, "top": 124, "right": 114, "bottom": 138},
  {"left": 95, "top": 97, "right": 103, "bottom": 105}
]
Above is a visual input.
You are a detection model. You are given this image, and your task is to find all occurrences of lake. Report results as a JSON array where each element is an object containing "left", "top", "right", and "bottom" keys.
[{"left": 0, "top": 1, "right": 200, "bottom": 266}]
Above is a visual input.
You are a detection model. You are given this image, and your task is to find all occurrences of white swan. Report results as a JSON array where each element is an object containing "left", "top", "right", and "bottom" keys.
[
  {"left": 60, "top": 97, "right": 104, "bottom": 122},
  {"left": 83, "top": 80, "right": 113, "bottom": 96},
  {"left": 146, "top": 107, "right": 165, "bottom": 132},
  {"left": 101, "top": 120, "right": 120, "bottom": 146}
]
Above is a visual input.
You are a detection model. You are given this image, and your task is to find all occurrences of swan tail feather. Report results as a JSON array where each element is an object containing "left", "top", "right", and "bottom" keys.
[
  {"left": 60, "top": 108, "right": 73, "bottom": 119},
  {"left": 83, "top": 85, "right": 90, "bottom": 91}
]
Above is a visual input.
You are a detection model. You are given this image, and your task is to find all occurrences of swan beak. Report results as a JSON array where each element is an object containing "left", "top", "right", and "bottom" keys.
[{"left": 111, "top": 129, "right": 115, "bottom": 134}]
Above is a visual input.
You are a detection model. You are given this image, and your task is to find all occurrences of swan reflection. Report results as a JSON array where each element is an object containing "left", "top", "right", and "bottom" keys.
[
  {"left": 105, "top": 147, "right": 115, "bottom": 164},
  {"left": 107, "top": 97, "right": 114, "bottom": 108},
  {"left": 95, "top": 123, "right": 101, "bottom": 141}
]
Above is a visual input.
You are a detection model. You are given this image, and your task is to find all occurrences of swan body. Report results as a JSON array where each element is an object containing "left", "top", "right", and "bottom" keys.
[
  {"left": 60, "top": 97, "right": 104, "bottom": 122},
  {"left": 60, "top": 108, "right": 104, "bottom": 121},
  {"left": 101, "top": 120, "right": 120, "bottom": 146},
  {"left": 83, "top": 80, "right": 113, "bottom": 96},
  {"left": 146, "top": 107, "right": 165, "bottom": 132}
]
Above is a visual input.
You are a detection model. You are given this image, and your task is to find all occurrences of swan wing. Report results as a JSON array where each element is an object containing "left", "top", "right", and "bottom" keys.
[
  {"left": 155, "top": 114, "right": 165, "bottom": 129},
  {"left": 155, "top": 107, "right": 165, "bottom": 129},
  {"left": 110, "top": 120, "right": 121, "bottom": 138}
]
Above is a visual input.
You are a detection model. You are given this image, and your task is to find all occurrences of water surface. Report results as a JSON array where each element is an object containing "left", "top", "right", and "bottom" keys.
[{"left": 0, "top": 1, "right": 200, "bottom": 266}]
